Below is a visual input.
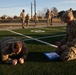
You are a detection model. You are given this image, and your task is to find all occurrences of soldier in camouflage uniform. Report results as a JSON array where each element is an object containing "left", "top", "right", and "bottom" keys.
[
  {"left": 0, "top": 37, "right": 28, "bottom": 65},
  {"left": 46, "top": 9, "right": 53, "bottom": 26},
  {"left": 34, "top": 13, "right": 38, "bottom": 26},
  {"left": 46, "top": 9, "right": 50, "bottom": 26},
  {"left": 55, "top": 8, "right": 76, "bottom": 61},
  {"left": 50, "top": 11, "right": 54, "bottom": 25},
  {"left": 20, "top": 9, "right": 26, "bottom": 28},
  {"left": 26, "top": 14, "right": 30, "bottom": 26}
]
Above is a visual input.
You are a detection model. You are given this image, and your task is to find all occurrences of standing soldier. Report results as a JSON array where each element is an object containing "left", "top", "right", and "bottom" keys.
[
  {"left": 50, "top": 11, "right": 54, "bottom": 25},
  {"left": 34, "top": 13, "right": 38, "bottom": 26},
  {"left": 26, "top": 14, "right": 30, "bottom": 26},
  {"left": 55, "top": 8, "right": 76, "bottom": 61},
  {"left": 45, "top": 9, "right": 51, "bottom": 26},
  {"left": 20, "top": 9, "right": 26, "bottom": 28}
]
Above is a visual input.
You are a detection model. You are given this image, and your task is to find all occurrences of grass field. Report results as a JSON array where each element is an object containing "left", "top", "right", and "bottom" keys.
[{"left": 0, "top": 25, "right": 76, "bottom": 75}]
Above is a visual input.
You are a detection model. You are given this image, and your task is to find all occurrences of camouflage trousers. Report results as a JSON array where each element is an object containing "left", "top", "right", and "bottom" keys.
[
  {"left": 47, "top": 18, "right": 52, "bottom": 26},
  {"left": 35, "top": 20, "right": 38, "bottom": 26},
  {"left": 21, "top": 19, "right": 25, "bottom": 28},
  {"left": 56, "top": 46, "right": 76, "bottom": 61}
]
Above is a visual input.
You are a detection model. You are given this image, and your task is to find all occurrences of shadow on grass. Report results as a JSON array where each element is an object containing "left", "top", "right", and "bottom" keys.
[
  {"left": 26, "top": 52, "right": 61, "bottom": 62},
  {"left": 0, "top": 52, "right": 61, "bottom": 64}
]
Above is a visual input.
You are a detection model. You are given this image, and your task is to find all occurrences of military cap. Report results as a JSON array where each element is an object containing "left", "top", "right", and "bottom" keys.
[{"left": 60, "top": 10, "right": 74, "bottom": 21}]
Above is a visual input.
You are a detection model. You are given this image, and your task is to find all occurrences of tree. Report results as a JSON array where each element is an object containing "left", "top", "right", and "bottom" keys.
[
  {"left": 51, "top": 7, "right": 58, "bottom": 16},
  {"left": 1, "top": 15, "right": 8, "bottom": 19},
  {"left": 13, "top": 15, "right": 19, "bottom": 19},
  {"left": 37, "top": 7, "right": 49, "bottom": 18},
  {"left": 57, "top": 11, "right": 65, "bottom": 18}
]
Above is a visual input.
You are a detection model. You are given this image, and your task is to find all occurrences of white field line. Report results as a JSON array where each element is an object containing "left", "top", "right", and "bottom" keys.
[
  {"left": 6, "top": 29, "right": 58, "bottom": 48},
  {"left": 23, "top": 34, "right": 65, "bottom": 41},
  {"left": 33, "top": 34, "right": 65, "bottom": 39},
  {"left": 40, "top": 28, "right": 59, "bottom": 31},
  {"left": 40, "top": 27, "right": 65, "bottom": 32}
]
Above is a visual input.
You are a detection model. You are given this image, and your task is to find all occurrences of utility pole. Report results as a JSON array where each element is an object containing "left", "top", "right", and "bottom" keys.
[
  {"left": 31, "top": 2, "right": 33, "bottom": 19},
  {"left": 34, "top": 0, "right": 36, "bottom": 15}
]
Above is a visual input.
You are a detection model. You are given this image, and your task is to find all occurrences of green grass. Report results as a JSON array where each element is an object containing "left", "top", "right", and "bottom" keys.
[{"left": 0, "top": 26, "right": 76, "bottom": 75}]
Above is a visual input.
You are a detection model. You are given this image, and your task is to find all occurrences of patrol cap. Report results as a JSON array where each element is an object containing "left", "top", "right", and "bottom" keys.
[
  {"left": 12, "top": 41, "right": 23, "bottom": 53},
  {"left": 60, "top": 10, "right": 74, "bottom": 22},
  {"left": 69, "top": 8, "right": 72, "bottom": 11},
  {"left": 22, "top": 9, "right": 25, "bottom": 12}
]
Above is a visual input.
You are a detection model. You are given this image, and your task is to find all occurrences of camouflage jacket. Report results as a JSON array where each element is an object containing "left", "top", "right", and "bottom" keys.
[
  {"left": 59, "top": 20, "right": 76, "bottom": 61},
  {"left": 60, "top": 20, "right": 76, "bottom": 46},
  {"left": 34, "top": 14, "right": 38, "bottom": 21},
  {"left": 0, "top": 37, "right": 28, "bottom": 63},
  {"left": 46, "top": 11, "right": 51, "bottom": 19},
  {"left": 26, "top": 14, "right": 29, "bottom": 21},
  {"left": 20, "top": 12, "right": 25, "bottom": 20}
]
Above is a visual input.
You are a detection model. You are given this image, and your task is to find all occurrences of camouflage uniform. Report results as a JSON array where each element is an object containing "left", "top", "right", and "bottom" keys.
[
  {"left": 56, "top": 10, "right": 76, "bottom": 61},
  {"left": 50, "top": 11, "right": 54, "bottom": 25},
  {"left": 20, "top": 9, "right": 26, "bottom": 28},
  {"left": 34, "top": 13, "right": 38, "bottom": 26},
  {"left": 0, "top": 37, "right": 28, "bottom": 64},
  {"left": 26, "top": 14, "right": 30, "bottom": 26},
  {"left": 46, "top": 9, "right": 53, "bottom": 26}
]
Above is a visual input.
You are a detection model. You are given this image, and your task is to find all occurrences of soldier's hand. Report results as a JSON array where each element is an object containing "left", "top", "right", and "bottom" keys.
[
  {"left": 61, "top": 45, "right": 66, "bottom": 50},
  {"left": 55, "top": 42, "right": 61, "bottom": 46},
  {"left": 19, "top": 58, "right": 24, "bottom": 64},
  {"left": 12, "top": 59, "right": 18, "bottom": 65}
]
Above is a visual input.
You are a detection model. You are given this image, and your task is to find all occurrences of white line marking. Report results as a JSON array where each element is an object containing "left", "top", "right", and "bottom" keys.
[
  {"left": 6, "top": 29, "right": 58, "bottom": 48},
  {"left": 40, "top": 28, "right": 59, "bottom": 31},
  {"left": 40, "top": 27, "right": 65, "bottom": 32},
  {"left": 36, "top": 34, "right": 65, "bottom": 39},
  {"left": 23, "top": 34, "right": 65, "bottom": 41}
]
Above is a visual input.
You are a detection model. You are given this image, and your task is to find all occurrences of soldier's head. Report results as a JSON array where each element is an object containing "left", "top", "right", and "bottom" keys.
[
  {"left": 60, "top": 10, "right": 74, "bottom": 23},
  {"left": 22, "top": 9, "right": 25, "bottom": 12},
  {"left": 12, "top": 41, "right": 23, "bottom": 54},
  {"left": 47, "top": 9, "right": 50, "bottom": 12},
  {"left": 69, "top": 8, "right": 72, "bottom": 11}
]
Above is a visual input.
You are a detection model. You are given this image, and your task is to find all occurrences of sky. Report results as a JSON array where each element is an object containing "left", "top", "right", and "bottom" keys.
[{"left": 0, "top": 0, "right": 76, "bottom": 17}]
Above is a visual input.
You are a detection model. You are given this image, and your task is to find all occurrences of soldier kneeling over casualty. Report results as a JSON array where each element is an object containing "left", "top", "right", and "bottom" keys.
[
  {"left": 0, "top": 37, "right": 28, "bottom": 65},
  {"left": 55, "top": 8, "right": 76, "bottom": 61}
]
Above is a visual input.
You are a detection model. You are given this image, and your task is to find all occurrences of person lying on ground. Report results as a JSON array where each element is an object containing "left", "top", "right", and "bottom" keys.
[{"left": 0, "top": 37, "right": 28, "bottom": 65}]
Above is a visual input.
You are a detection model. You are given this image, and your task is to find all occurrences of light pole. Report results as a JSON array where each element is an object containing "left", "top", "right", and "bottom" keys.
[
  {"left": 31, "top": 2, "right": 33, "bottom": 19},
  {"left": 34, "top": 0, "right": 36, "bottom": 15}
]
